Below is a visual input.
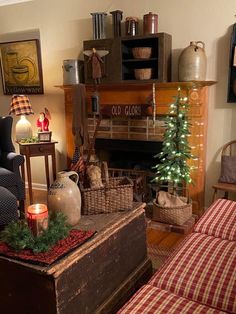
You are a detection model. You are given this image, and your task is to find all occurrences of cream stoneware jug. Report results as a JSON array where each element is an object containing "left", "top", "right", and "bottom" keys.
[
  {"left": 178, "top": 41, "right": 207, "bottom": 81},
  {"left": 47, "top": 171, "right": 81, "bottom": 226}
]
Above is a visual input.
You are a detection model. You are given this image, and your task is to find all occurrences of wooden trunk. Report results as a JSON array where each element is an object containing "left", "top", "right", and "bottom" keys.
[{"left": 0, "top": 203, "right": 152, "bottom": 314}]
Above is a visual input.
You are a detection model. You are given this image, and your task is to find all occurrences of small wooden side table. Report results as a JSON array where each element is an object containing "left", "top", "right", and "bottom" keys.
[{"left": 18, "top": 141, "right": 58, "bottom": 204}]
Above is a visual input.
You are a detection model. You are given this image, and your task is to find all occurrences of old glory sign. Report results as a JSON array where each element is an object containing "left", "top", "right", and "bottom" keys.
[{"left": 100, "top": 104, "right": 151, "bottom": 117}]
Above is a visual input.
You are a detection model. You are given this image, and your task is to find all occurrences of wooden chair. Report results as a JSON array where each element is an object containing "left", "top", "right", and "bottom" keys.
[{"left": 212, "top": 140, "right": 236, "bottom": 202}]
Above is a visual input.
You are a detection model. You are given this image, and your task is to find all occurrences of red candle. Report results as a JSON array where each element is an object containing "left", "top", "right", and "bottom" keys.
[{"left": 27, "top": 204, "right": 48, "bottom": 237}]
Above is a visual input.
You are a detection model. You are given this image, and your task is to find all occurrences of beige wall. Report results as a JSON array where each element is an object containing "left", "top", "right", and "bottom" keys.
[{"left": 0, "top": 0, "right": 235, "bottom": 206}]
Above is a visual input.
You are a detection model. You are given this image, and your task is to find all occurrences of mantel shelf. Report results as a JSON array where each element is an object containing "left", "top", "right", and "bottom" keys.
[{"left": 55, "top": 80, "right": 217, "bottom": 92}]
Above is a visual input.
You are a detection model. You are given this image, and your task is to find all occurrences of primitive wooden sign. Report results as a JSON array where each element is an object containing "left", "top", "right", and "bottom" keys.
[{"left": 100, "top": 104, "right": 151, "bottom": 117}]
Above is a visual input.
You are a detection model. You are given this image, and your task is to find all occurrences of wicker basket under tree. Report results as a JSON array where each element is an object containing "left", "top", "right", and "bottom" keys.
[{"left": 152, "top": 88, "right": 196, "bottom": 226}]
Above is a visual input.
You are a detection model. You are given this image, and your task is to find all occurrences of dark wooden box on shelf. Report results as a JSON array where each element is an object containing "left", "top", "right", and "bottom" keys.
[
  {"left": 83, "top": 33, "right": 172, "bottom": 84},
  {"left": 83, "top": 38, "right": 120, "bottom": 84}
]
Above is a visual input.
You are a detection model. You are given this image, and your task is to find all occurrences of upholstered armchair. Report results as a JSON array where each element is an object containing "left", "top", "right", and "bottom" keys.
[{"left": 0, "top": 116, "right": 25, "bottom": 213}]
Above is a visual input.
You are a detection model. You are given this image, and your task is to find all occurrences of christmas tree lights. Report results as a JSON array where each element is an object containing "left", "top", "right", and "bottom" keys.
[{"left": 153, "top": 88, "right": 195, "bottom": 194}]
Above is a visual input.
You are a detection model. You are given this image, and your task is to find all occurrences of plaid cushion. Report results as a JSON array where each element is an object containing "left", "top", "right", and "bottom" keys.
[
  {"left": 117, "top": 284, "right": 225, "bottom": 314},
  {"left": 149, "top": 233, "right": 236, "bottom": 313},
  {"left": 0, "top": 186, "right": 18, "bottom": 226},
  {"left": 194, "top": 199, "right": 236, "bottom": 241}
]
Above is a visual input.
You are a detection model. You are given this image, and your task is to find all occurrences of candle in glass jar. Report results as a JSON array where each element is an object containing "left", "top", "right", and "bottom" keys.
[{"left": 27, "top": 204, "right": 48, "bottom": 237}]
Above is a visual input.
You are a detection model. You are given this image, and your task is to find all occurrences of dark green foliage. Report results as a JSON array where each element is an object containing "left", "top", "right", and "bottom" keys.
[
  {"left": 20, "top": 136, "right": 39, "bottom": 143},
  {"left": 0, "top": 212, "right": 71, "bottom": 253},
  {"left": 153, "top": 88, "right": 196, "bottom": 192},
  {"left": 32, "top": 212, "right": 71, "bottom": 253},
  {"left": 0, "top": 220, "right": 33, "bottom": 251}
]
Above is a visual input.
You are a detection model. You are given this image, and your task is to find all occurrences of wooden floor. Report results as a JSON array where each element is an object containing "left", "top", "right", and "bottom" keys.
[
  {"left": 147, "top": 228, "right": 184, "bottom": 249},
  {"left": 26, "top": 189, "right": 185, "bottom": 270},
  {"left": 147, "top": 228, "right": 185, "bottom": 270}
]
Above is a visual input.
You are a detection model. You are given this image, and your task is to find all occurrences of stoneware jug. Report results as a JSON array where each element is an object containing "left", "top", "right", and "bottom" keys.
[
  {"left": 178, "top": 41, "right": 207, "bottom": 81},
  {"left": 47, "top": 171, "right": 81, "bottom": 226}
]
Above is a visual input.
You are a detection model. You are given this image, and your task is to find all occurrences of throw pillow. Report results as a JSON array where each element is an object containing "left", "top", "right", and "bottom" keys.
[{"left": 219, "top": 155, "right": 236, "bottom": 184}]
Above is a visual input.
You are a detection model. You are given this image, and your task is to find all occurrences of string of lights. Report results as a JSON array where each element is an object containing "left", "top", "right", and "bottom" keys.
[{"left": 153, "top": 88, "right": 196, "bottom": 193}]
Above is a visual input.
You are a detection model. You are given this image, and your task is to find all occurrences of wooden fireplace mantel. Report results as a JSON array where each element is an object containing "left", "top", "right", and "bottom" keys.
[{"left": 56, "top": 81, "right": 216, "bottom": 214}]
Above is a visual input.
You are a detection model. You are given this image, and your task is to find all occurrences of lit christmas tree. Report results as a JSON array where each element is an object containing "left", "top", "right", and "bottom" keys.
[{"left": 153, "top": 88, "right": 195, "bottom": 195}]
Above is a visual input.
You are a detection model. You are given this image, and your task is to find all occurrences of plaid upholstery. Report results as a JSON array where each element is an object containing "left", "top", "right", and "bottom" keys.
[
  {"left": 117, "top": 285, "right": 225, "bottom": 314},
  {"left": 0, "top": 186, "right": 18, "bottom": 226},
  {"left": 149, "top": 232, "right": 236, "bottom": 313},
  {"left": 0, "top": 117, "right": 15, "bottom": 152},
  {"left": 194, "top": 199, "right": 236, "bottom": 241},
  {"left": 1, "top": 152, "right": 24, "bottom": 173},
  {"left": 0, "top": 116, "right": 25, "bottom": 202},
  {"left": 9, "top": 95, "right": 33, "bottom": 116},
  {"left": 0, "top": 168, "right": 18, "bottom": 186}
]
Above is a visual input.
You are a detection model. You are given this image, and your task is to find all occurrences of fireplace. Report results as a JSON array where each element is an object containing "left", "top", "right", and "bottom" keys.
[
  {"left": 95, "top": 138, "right": 162, "bottom": 170},
  {"left": 61, "top": 83, "right": 211, "bottom": 214},
  {"left": 87, "top": 114, "right": 165, "bottom": 202},
  {"left": 94, "top": 137, "right": 163, "bottom": 202}
]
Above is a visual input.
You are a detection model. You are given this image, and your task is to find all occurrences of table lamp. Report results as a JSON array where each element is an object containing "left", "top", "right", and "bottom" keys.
[{"left": 9, "top": 95, "right": 34, "bottom": 141}]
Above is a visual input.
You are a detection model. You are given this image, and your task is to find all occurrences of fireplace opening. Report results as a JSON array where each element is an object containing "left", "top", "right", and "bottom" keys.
[
  {"left": 95, "top": 138, "right": 162, "bottom": 169},
  {"left": 95, "top": 138, "right": 162, "bottom": 202}
]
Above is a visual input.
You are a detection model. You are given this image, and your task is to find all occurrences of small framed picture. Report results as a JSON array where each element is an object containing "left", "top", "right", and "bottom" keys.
[
  {"left": 0, "top": 39, "right": 44, "bottom": 95},
  {"left": 38, "top": 131, "right": 52, "bottom": 142}
]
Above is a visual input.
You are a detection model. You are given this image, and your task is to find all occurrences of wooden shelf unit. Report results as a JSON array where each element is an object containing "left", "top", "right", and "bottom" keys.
[
  {"left": 57, "top": 81, "right": 216, "bottom": 214},
  {"left": 83, "top": 33, "right": 172, "bottom": 84},
  {"left": 121, "top": 33, "right": 171, "bottom": 82}
]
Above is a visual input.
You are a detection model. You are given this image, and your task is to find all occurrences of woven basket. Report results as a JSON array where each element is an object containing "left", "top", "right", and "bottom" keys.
[
  {"left": 152, "top": 199, "right": 192, "bottom": 226},
  {"left": 80, "top": 162, "right": 133, "bottom": 215}
]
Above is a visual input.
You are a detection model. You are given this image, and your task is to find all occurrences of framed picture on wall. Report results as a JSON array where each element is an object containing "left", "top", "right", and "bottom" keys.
[{"left": 0, "top": 39, "right": 44, "bottom": 95}]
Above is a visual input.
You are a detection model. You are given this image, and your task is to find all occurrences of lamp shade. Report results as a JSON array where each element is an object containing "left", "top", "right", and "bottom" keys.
[
  {"left": 9, "top": 95, "right": 34, "bottom": 116},
  {"left": 9, "top": 95, "right": 34, "bottom": 141}
]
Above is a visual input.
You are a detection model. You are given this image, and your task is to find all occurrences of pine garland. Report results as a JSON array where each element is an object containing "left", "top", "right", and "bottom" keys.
[
  {"left": 20, "top": 136, "right": 39, "bottom": 143},
  {"left": 0, "top": 212, "right": 71, "bottom": 253},
  {"left": 153, "top": 88, "right": 196, "bottom": 194}
]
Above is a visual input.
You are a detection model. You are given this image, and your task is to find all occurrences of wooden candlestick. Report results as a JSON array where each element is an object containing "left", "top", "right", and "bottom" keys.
[
  {"left": 110, "top": 10, "right": 123, "bottom": 37},
  {"left": 27, "top": 204, "right": 48, "bottom": 237}
]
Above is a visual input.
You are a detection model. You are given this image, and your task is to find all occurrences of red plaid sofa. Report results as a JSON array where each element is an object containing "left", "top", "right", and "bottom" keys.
[{"left": 117, "top": 199, "right": 236, "bottom": 313}]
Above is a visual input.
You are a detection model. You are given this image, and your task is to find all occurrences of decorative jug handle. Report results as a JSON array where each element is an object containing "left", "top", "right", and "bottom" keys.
[
  {"left": 196, "top": 41, "right": 205, "bottom": 49},
  {"left": 66, "top": 171, "right": 79, "bottom": 185}
]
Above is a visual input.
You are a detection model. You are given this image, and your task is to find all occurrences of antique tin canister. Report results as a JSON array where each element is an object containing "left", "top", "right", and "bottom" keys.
[
  {"left": 125, "top": 17, "right": 138, "bottom": 36},
  {"left": 63, "top": 59, "right": 84, "bottom": 85},
  {"left": 143, "top": 12, "right": 158, "bottom": 35}
]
